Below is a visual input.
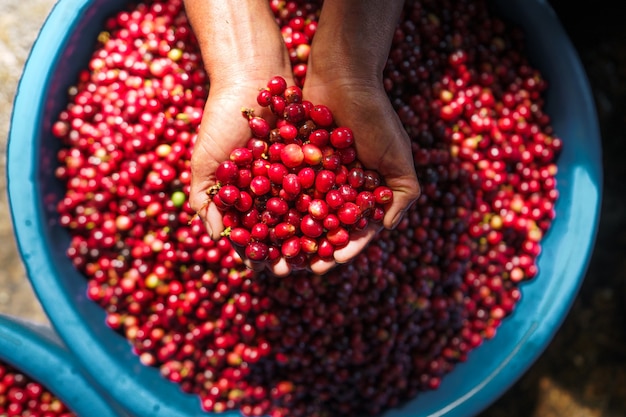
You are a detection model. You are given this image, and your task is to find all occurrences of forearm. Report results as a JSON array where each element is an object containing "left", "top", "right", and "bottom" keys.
[
  {"left": 309, "top": 0, "right": 405, "bottom": 81},
  {"left": 183, "top": 0, "right": 290, "bottom": 86}
]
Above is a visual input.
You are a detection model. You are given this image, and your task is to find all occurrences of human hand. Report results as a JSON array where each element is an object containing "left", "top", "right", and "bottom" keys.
[
  {"left": 184, "top": 0, "right": 296, "bottom": 275},
  {"left": 302, "top": 78, "right": 421, "bottom": 275},
  {"left": 297, "top": 0, "right": 419, "bottom": 275},
  {"left": 189, "top": 80, "right": 295, "bottom": 275}
]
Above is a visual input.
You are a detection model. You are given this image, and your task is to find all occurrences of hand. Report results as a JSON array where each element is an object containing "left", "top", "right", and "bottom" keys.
[
  {"left": 300, "top": 0, "right": 420, "bottom": 275},
  {"left": 302, "top": 77, "right": 421, "bottom": 275},
  {"left": 190, "top": 79, "right": 308, "bottom": 276},
  {"left": 184, "top": 0, "right": 296, "bottom": 275}
]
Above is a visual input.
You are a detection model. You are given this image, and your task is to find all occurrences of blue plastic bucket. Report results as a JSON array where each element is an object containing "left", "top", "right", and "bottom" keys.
[
  {"left": 0, "top": 314, "right": 128, "bottom": 416},
  {"left": 7, "top": 0, "right": 602, "bottom": 416}
]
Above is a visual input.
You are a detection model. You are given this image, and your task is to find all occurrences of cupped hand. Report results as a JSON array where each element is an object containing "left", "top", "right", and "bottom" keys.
[
  {"left": 303, "top": 76, "right": 421, "bottom": 275},
  {"left": 190, "top": 77, "right": 305, "bottom": 276}
]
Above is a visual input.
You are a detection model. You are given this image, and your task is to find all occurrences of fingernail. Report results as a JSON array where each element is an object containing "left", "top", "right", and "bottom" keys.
[{"left": 205, "top": 222, "right": 214, "bottom": 240}]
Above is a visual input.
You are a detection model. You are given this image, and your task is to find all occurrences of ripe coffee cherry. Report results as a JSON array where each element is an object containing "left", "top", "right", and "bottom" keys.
[
  {"left": 250, "top": 223, "right": 270, "bottom": 241},
  {"left": 268, "top": 163, "right": 289, "bottom": 184},
  {"left": 229, "top": 227, "right": 251, "bottom": 246},
  {"left": 284, "top": 85, "right": 303, "bottom": 103},
  {"left": 280, "top": 143, "right": 305, "bottom": 168},
  {"left": 267, "top": 75, "right": 287, "bottom": 96},
  {"left": 300, "top": 236, "right": 319, "bottom": 254},
  {"left": 284, "top": 103, "right": 306, "bottom": 123},
  {"left": 374, "top": 186, "right": 394, "bottom": 204},
  {"left": 314, "top": 170, "right": 336, "bottom": 194},
  {"left": 356, "top": 191, "right": 376, "bottom": 213},
  {"left": 325, "top": 189, "right": 344, "bottom": 210},
  {"left": 317, "top": 237, "right": 335, "bottom": 259},
  {"left": 326, "top": 227, "right": 350, "bottom": 246},
  {"left": 330, "top": 126, "right": 354, "bottom": 149},
  {"left": 257, "top": 88, "right": 272, "bottom": 107},
  {"left": 282, "top": 173, "right": 302, "bottom": 196},
  {"left": 337, "top": 202, "right": 361, "bottom": 225},
  {"left": 235, "top": 191, "right": 253, "bottom": 212},
  {"left": 270, "top": 95, "right": 286, "bottom": 115},
  {"left": 309, "top": 129, "right": 330, "bottom": 147},
  {"left": 323, "top": 213, "right": 341, "bottom": 230},
  {"left": 348, "top": 167, "right": 365, "bottom": 188},
  {"left": 216, "top": 160, "right": 238, "bottom": 185},
  {"left": 281, "top": 236, "right": 301, "bottom": 258},
  {"left": 247, "top": 138, "right": 268, "bottom": 158},
  {"left": 266, "top": 197, "right": 289, "bottom": 216},
  {"left": 274, "top": 222, "right": 296, "bottom": 239},
  {"left": 297, "top": 167, "right": 316, "bottom": 189},
  {"left": 279, "top": 123, "right": 298, "bottom": 141},
  {"left": 218, "top": 185, "right": 240, "bottom": 206},
  {"left": 246, "top": 241, "right": 269, "bottom": 261},
  {"left": 249, "top": 116, "right": 271, "bottom": 139},
  {"left": 308, "top": 199, "right": 329, "bottom": 220},
  {"left": 295, "top": 193, "right": 313, "bottom": 213},
  {"left": 249, "top": 176, "right": 271, "bottom": 196},
  {"left": 230, "top": 148, "right": 253, "bottom": 166},
  {"left": 310, "top": 104, "right": 334, "bottom": 127},
  {"left": 300, "top": 215, "right": 324, "bottom": 238}
]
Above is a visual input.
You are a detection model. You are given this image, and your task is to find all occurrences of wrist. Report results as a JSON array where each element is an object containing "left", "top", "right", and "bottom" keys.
[
  {"left": 307, "top": 0, "right": 405, "bottom": 83},
  {"left": 307, "top": 46, "right": 383, "bottom": 87},
  {"left": 184, "top": 0, "right": 291, "bottom": 87}
]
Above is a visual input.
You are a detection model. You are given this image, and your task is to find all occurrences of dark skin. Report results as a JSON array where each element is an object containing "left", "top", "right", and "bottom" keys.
[{"left": 185, "top": 0, "right": 420, "bottom": 276}]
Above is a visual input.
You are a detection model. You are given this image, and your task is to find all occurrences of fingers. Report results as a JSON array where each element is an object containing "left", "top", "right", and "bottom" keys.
[
  {"left": 188, "top": 188, "right": 224, "bottom": 240},
  {"left": 231, "top": 243, "right": 293, "bottom": 277},
  {"left": 382, "top": 180, "right": 421, "bottom": 230},
  {"left": 268, "top": 258, "right": 291, "bottom": 277},
  {"left": 205, "top": 201, "right": 225, "bottom": 240},
  {"left": 310, "top": 257, "right": 336, "bottom": 275},
  {"left": 374, "top": 106, "right": 421, "bottom": 231},
  {"left": 230, "top": 224, "right": 380, "bottom": 277},
  {"left": 333, "top": 224, "right": 380, "bottom": 264},
  {"left": 264, "top": 224, "right": 379, "bottom": 276}
]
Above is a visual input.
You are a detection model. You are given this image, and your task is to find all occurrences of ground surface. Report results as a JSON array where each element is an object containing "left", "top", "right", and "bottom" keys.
[{"left": 0, "top": 1, "right": 624, "bottom": 416}]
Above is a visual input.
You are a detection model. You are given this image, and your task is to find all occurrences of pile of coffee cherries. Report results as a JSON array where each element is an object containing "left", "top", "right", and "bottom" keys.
[
  {"left": 51, "top": 0, "right": 562, "bottom": 416},
  {"left": 0, "top": 362, "right": 75, "bottom": 417},
  {"left": 209, "top": 76, "right": 393, "bottom": 268}
]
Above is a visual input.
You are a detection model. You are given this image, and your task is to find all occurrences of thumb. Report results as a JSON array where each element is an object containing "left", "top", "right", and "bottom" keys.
[{"left": 382, "top": 176, "right": 421, "bottom": 230}]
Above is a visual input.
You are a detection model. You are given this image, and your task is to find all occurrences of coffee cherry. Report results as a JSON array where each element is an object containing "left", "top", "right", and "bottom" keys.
[
  {"left": 257, "top": 88, "right": 272, "bottom": 107},
  {"left": 267, "top": 75, "right": 287, "bottom": 96},
  {"left": 310, "top": 105, "right": 334, "bottom": 127},
  {"left": 373, "top": 186, "right": 394, "bottom": 205},
  {"left": 229, "top": 227, "right": 251, "bottom": 246},
  {"left": 0, "top": 362, "right": 75, "bottom": 416},
  {"left": 302, "top": 143, "right": 323, "bottom": 165},
  {"left": 280, "top": 143, "right": 304, "bottom": 168},
  {"left": 248, "top": 116, "right": 271, "bottom": 139},
  {"left": 283, "top": 103, "right": 306, "bottom": 124},
  {"left": 329, "top": 126, "right": 354, "bottom": 149},
  {"left": 245, "top": 241, "right": 269, "bottom": 262},
  {"left": 216, "top": 160, "right": 238, "bottom": 185},
  {"left": 337, "top": 202, "right": 361, "bottom": 225},
  {"left": 284, "top": 85, "right": 303, "bottom": 104},
  {"left": 217, "top": 185, "right": 240, "bottom": 206}
]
